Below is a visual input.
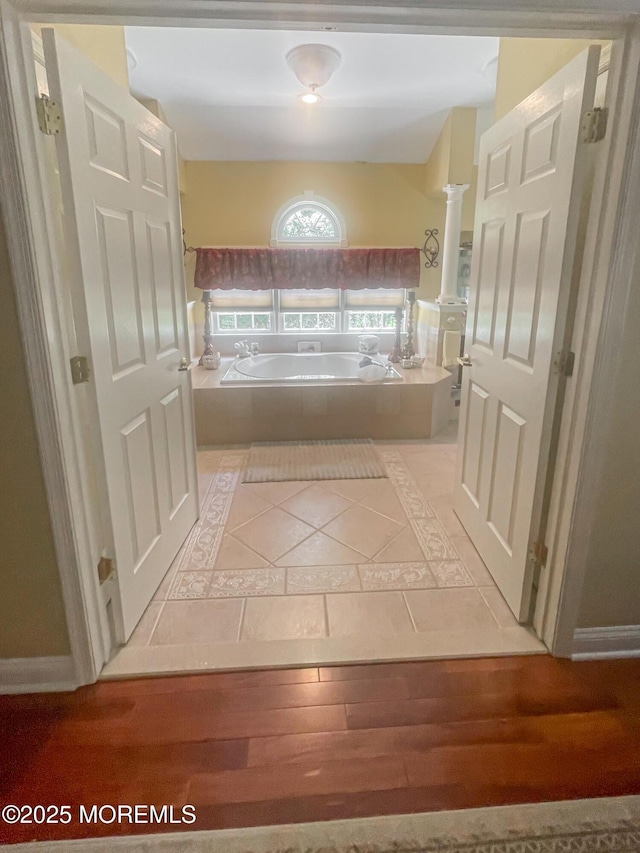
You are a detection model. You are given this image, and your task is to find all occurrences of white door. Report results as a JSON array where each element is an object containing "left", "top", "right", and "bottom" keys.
[
  {"left": 454, "top": 47, "right": 601, "bottom": 622},
  {"left": 43, "top": 29, "right": 199, "bottom": 639}
]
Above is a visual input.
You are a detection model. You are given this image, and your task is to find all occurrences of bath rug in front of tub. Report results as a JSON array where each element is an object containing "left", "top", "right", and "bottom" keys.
[{"left": 244, "top": 439, "right": 388, "bottom": 482}]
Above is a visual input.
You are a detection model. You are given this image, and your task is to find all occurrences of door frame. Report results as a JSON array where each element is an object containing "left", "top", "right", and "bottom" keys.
[{"left": 1, "top": 0, "right": 639, "bottom": 687}]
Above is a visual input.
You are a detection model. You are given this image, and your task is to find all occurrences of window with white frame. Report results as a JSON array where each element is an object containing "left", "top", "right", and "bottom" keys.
[
  {"left": 210, "top": 193, "right": 405, "bottom": 334},
  {"left": 212, "top": 288, "right": 274, "bottom": 333},
  {"left": 271, "top": 191, "right": 346, "bottom": 247}
]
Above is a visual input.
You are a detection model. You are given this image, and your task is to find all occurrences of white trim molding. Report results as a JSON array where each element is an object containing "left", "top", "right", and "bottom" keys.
[
  {"left": 572, "top": 625, "right": 640, "bottom": 659},
  {"left": 0, "top": 655, "right": 76, "bottom": 694}
]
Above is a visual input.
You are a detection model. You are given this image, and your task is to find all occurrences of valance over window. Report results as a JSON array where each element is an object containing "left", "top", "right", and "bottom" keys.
[{"left": 194, "top": 247, "right": 420, "bottom": 291}]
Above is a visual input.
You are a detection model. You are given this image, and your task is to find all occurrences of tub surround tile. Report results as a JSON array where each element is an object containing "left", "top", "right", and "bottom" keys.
[
  {"left": 322, "top": 504, "right": 404, "bottom": 560},
  {"left": 287, "top": 565, "right": 361, "bottom": 595},
  {"left": 241, "top": 595, "right": 327, "bottom": 642},
  {"left": 193, "top": 364, "right": 453, "bottom": 444},
  {"left": 208, "top": 568, "right": 286, "bottom": 598},
  {"left": 214, "top": 535, "right": 270, "bottom": 570},
  {"left": 275, "top": 532, "right": 366, "bottom": 567},
  {"left": 404, "top": 588, "right": 500, "bottom": 633},
  {"left": 150, "top": 599, "right": 244, "bottom": 645},
  {"left": 302, "top": 387, "right": 328, "bottom": 417},
  {"left": 280, "top": 484, "right": 352, "bottom": 529},
  {"left": 359, "top": 562, "right": 437, "bottom": 591},
  {"left": 232, "top": 507, "right": 315, "bottom": 562},
  {"left": 326, "top": 592, "right": 414, "bottom": 638}
]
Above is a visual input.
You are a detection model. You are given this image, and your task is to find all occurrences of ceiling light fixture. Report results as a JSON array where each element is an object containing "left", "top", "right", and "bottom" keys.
[
  {"left": 299, "top": 88, "right": 321, "bottom": 104},
  {"left": 286, "top": 43, "right": 341, "bottom": 105}
]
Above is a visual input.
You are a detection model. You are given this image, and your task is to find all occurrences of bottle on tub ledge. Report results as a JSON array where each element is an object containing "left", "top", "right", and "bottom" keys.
[{"left": 358, "top": 334, "right": 380, "bottom": 356}]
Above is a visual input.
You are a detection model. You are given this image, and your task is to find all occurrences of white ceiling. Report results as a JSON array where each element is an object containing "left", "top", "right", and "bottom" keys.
[{"left": 125, "top": 28, "right": 499, "bottom": 163}]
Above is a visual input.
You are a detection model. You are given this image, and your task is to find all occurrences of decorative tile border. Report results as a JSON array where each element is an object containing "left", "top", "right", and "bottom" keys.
[
  {"left": 359, "top": 562, "right": 437, "bottom": 591},
  {"left": 380, "top": 449, "right": 434, "bottom": 519},
  {"left": 411, "top": 517, "right": 460, "bottom": 561},
  {"left": 168, "top": 571, "right": 211, "bottom": 600},
  {"left": 208, "top": 568, "right": 286, "bottom": 598},
  {"left": 170, "top": 448, "right": 477, "bottom": 597},
  {"left": 176, "top": 453, "right": 246, "bottom": 572},
  {"left": 429, "top": 560, "right": 474, "bottom": 587},
  {"left": 287, "top": 565, "right": 361, "bottom": 594}
]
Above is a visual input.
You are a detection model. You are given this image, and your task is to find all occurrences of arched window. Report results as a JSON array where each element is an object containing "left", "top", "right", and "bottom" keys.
[{"left": 271, "top": 192, "right": 347, "bottom": 246}]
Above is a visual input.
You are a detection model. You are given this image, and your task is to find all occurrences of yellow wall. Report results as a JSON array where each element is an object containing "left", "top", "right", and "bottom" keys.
[
  {"left": 0, "top": 218, "right": 70, "bottom": 658},
  {"left": 494, "top": 38, "right": 603, "bottom": 120},
  {"left": 182, "top": 160, "right": 447, "bottom": 301},
  {"left": 424, "top": 108, "right": 476, "bottom": 194},
  {"left": 32, "top": 23, "right": 129, "bottom": 90}
]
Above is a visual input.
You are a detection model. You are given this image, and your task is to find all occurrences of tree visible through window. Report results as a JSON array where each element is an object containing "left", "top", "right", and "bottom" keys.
[{"left": 281, "top": 206, "right": 338, "bottom": 240}]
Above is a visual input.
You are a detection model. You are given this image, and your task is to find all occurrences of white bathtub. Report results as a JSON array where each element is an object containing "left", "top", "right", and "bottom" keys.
[{"left": 221, "top": 352, "right": 402, "bottom": 384}]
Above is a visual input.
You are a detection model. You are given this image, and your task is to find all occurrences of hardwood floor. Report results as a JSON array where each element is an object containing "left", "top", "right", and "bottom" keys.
[{"left": 1, "top": 655, "right": 640, "bottom": 843}]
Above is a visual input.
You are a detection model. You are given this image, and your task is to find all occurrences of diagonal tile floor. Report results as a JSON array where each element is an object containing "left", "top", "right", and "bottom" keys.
[{"left": 103, "top": 422, "right": 546, "bottom": 678}]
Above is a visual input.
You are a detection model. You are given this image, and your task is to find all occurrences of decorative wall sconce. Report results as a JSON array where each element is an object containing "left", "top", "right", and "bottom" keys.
[{"left": 421, "top": 228, "right": 440, "bottom": 268}]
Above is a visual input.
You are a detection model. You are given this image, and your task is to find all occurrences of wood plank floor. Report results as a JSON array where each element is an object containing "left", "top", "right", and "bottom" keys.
[{"left": 1, "top": 655, "right": 640, "bottom": 843}]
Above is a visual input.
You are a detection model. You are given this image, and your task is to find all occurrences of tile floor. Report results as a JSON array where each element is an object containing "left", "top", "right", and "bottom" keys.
[{"left": 103, "top": 423, "right": 545, "bottom": 678}]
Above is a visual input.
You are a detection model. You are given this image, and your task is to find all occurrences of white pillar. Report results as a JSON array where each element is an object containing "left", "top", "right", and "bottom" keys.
[{"left": 438, "top": 183, "right": 470, "bottom": 304}]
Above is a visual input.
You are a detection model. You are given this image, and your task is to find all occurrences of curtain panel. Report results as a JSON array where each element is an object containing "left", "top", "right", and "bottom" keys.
[{"left": 194, "top": 247, "right": 420, "bottom": 291}]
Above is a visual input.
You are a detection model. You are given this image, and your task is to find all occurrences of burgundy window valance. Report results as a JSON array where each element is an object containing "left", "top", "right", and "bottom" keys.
[{"left": 194, "top": 247, "right": 420, "bottom": 291}]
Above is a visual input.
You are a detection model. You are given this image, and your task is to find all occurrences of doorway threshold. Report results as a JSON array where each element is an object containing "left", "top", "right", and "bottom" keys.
[{"left": 102, "top": 628, "right": 545, "bottom": 679}]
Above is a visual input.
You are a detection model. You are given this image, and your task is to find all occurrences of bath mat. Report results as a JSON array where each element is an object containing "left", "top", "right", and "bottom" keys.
[{"left": 243, "top": 439, "right": 388, "bottom": 482}]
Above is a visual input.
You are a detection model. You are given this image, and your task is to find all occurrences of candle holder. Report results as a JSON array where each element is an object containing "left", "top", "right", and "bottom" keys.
[
  {"left": 388, "top": 306, "right": 404, "bottom": 364},
  {"left": 402, "top": 291, "right": 416, "bottom": 359},
  {"left": 198, "top": 289, "right": 216, "bottom": 365}
]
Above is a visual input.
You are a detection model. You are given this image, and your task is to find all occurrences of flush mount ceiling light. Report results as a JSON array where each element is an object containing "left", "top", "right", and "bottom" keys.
[
  {"left": 286, "top": 43, "right": 341, "bottom": 104},
  {"left": 299, "top": 90, "right": 321, "bottom": 104}
]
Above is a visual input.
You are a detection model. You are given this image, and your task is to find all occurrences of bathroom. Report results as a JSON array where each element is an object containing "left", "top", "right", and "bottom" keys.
[{"left": 91, "top": 25, "right": 553, "bottom": 678}]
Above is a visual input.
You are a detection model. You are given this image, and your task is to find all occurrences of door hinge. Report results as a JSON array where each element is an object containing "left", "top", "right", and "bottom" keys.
[
  {"left": 35, "top": 94, "right": 63, "bottom": 136},
  {"left": 70, "top": 355, "right": 91, "bottom": 385},
  {"left": 554, "top": 349, "right": 575, "bottom": 377},
  {"left": 97, "top": 556, "right": 115, "bottom": 585},
  {"left": 580, "top": 107, "right": 608, "bottom": 144},
  {"left": 529, "top": 540, "right": 548, "bottom": 567}
]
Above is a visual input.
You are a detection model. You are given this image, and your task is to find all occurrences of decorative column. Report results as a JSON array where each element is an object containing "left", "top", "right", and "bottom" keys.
[
  {"left": 198, "top": 290, "right": 215, "bottom": 365},
  {"left": 438, "top": 183, "right": 470, "bottom": 304}
]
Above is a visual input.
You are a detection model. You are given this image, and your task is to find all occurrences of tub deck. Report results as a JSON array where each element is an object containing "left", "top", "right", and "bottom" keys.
[{"left": 192, "top": 358, "right": 453, "bottom": 445}]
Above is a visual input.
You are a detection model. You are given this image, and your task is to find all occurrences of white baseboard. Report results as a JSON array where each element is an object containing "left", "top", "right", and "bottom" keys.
[
  {"left": 572, "top": 625, "right": 640, "bottom": 659},
  {"left": 0, "top": 655, "right": 76, "bottom": 694}
]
